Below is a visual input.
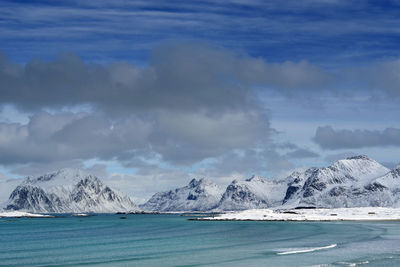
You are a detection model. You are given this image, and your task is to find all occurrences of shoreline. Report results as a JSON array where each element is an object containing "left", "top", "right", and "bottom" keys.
[
  {"left": 190, "top": 207, "right": 400, "bottom": 222},
  {"left": 3, "top": 207, "right": 400, "bottom": 222},
  {"left": 0, "top": 211, "right": 55, "bottom": 218},
  {"left": 189, "top": 218, "right": 400, "bottom": 222}
]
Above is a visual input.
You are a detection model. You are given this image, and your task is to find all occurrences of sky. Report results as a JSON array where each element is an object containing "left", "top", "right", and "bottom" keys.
[{"left": 0, "top": 0, "right": 399, "bottom": 203}]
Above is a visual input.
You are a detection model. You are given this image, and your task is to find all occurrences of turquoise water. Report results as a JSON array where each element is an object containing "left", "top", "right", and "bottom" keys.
[{"left": 1, "top": 214, "right": 400, "bottom": 266}]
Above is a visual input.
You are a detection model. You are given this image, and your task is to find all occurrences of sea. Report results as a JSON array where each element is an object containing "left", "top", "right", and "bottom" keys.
[{"left": 1, "top": 214, "right": 400, "bottom": 266}]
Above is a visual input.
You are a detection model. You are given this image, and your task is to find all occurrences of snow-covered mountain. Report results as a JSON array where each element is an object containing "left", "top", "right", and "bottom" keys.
[
  {"left": 282, "top": 155, "right": 394, "bottom": 208},
  {"left": 3, "top": 169, "right": 139, "bottom": 213},
  {"left": 139, "top": 155, "right": 400, "bottom": 211},
  {"left": 216, "top": 175, "right": 288, "bottom": 211},
  {"left": 2, "top": 155, "right": 398, "bottom": 213},
  {"left": 140, "top": 178, "right": 224, "bottom": 212}
]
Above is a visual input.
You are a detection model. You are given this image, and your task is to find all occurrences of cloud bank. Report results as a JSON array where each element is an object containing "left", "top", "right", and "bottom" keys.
[
  {"left": 0, "top": 43, "right": 337, "bottom": 171},
  {"left": 0, "top": 43, "right": 333, "bottom": 113},
  {"left": 314, "top": 126, "right": 400, "bottom": 149}
]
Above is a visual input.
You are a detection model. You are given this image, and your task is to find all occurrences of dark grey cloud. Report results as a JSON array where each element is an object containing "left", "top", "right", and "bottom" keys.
[
  {"left": 314, "top": 126, "right": 400, "bottom": 149},
  {"left": 3, "top": 41, "right": 400, "bottom": 118},
  {"left": 0, "top": 43, "right": 332, "bottom": 114},
  {"left": 1, "top": 47, "right": 246, "bottom": 113}
]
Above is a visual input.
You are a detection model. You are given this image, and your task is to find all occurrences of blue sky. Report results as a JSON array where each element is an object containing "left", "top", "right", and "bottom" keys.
[
  {"left": 0, "top": 0, "right": 399, "bottom": 201},
  {"left": 2, "top": 0, "right": 400, "bottom": 64}
]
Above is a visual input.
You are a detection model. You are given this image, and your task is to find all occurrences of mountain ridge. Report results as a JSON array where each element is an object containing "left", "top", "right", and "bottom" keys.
[
  {"left": 142, "top": 155, "right": 400, "bottom": 211},
  {"left": 3, "top": 168, "right": 139, "bottom": 213},
  {"left": 1, "top": 155, "right": 399, "bottom": 213},
  {"left": 139, "top": 178, "right": 224, "bottom": 212}
]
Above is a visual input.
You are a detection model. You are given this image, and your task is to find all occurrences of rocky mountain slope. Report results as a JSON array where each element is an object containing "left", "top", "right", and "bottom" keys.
[
  {"left": 3, "top": 169, "right": 138, "bottom": 213},
  {"left": 140, "top": 178, "right": 224, "bottom": 212},
  {"left": 282, "top": 155, "right": 393, "bottom": 208},
  {"left": 216, "top": 175, "right": 288, "bottom": 211},
  {"left": 143, "top": 155, "right": 400, "bottom": 211}
]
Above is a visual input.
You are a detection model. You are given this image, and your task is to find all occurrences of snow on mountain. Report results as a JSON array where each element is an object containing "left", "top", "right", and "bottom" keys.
[
  {"left": 216, "top": 175, "right": 288, "bottom": 211},
  {"left": 140, "top": 155, "right": 399, "bottom": 211},
  {"left": 367, "top": 165, "right": 400, "bottom": 207},
  {"left": 282, "top": 155, "right": 393, "bottom": 208},
  {"left": 374, "top": 165, "right": 400, "bottom": 188},
  {"left": 2, "top": 155, "right": 398, "bottom": 213},
  {"left": 3, "top": 168, "right": 139, "bottom": 213},
  {"left": 140, "top": 178, "right": 224, "bottom": 212}
]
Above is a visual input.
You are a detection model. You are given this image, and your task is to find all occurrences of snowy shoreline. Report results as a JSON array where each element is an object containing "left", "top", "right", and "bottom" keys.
[
  {"left": 192, "top": 207, "right": 400, "bottom": 221},
  {"left": 0, "top": 211, "right": 54, "bottom": 218},
  {"left": 3, "top": 207, "right": 400, "bottom": 221}
]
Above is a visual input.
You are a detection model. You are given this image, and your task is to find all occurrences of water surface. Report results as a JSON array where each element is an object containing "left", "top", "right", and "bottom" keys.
[{"left": 1, "top": 214, "right": 400, "bottom": 266}]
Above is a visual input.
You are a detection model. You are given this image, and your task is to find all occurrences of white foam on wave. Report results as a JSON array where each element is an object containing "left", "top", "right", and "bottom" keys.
[
  {"left": 336, "top": 260, "right": 369, "bottom": 266},
  {"left": 307, "top": 261, "right": 368, "bottom": 267},
  {"left": 277, "top": 243, "right": 337, "bottom": 255}
]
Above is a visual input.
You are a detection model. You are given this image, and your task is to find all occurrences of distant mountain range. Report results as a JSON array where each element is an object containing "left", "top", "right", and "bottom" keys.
[
  {"left": 1, "top": 155, "right": 399, "bottom": 213},
  {"left": 141, "top": 155, "right": 400, "bottom": 211}
]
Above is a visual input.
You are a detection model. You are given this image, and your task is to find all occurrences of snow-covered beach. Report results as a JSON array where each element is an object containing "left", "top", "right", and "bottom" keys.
[
  {"left": 0, "top": 211, "right": 53, "bottom": 218},
  {"left": 195, "top": 207, "right": 400, "bottom": 221}
]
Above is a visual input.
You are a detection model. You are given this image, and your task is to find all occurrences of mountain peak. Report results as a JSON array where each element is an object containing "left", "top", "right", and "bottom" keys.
[
  {"left": 28, "top": 168, "right": 86, "bottom": 180},
  {"left": 188, "top": 178, "right": 213, "bottom": 188},
  {"left": 25, "top": 168, "right": 91, "bottom": 188},
  {"left": 331, "top": 155, "right": 385, "bottom": 175},
  {"left": 245, "top": 175, "right": 264, "bottom": 182},
  {"left": 218, "top": 175, "right": 287, "bottom": 210},
  {"left": 188, "top": 178, "right": 202, "bottom": 187},
  {"left": 345, "top": 155, "right": 371, "bottom": 160},
  {"left": 57, "top": 168, "right": 87, "bottom": 175},
  {"left": 283, "top": 155, "right": 392, "bottom": 207},
  {"left": 140, "top": 178, "right": 224, "bottom": 212}
]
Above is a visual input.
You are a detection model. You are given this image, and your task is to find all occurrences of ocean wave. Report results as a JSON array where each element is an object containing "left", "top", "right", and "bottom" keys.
[
  {"left": 335, "top": 260, "right": 369, "bottom": 266},
  {"left": 277, "top": 243, "right": 337, "bottom": 255}
]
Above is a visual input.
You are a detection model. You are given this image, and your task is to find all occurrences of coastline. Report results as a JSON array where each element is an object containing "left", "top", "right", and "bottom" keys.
[
  {"left": 190, "top": 207, "right": 400, "bottom": 222},
  {"left": 3, "top": 207, "right": 400, "bottom": 222},
  {"left": 0, "top": 211, "right": 54, "bottom": 218}
]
